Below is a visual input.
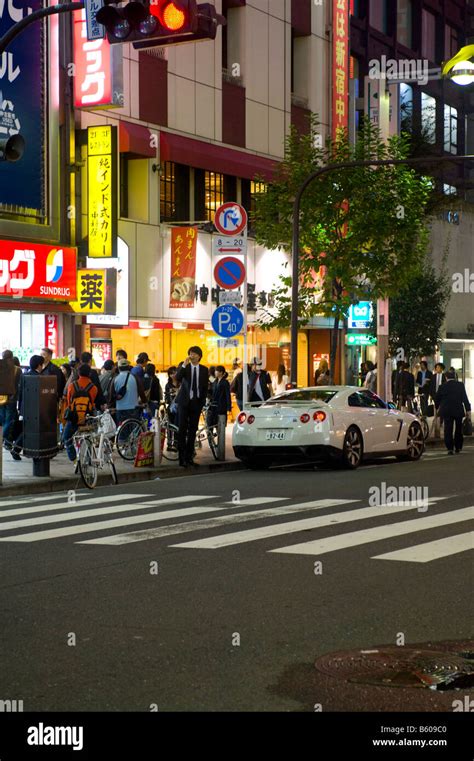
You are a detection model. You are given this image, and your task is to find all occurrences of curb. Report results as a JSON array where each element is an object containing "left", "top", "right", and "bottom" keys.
[{"left": 0, "top": 460, "right": 246, "bottom": 498}]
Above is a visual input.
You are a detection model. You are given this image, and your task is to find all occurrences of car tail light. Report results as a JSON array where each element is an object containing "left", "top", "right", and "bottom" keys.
[
  {"left": 313, "top": 411, "right": 327, "bottom": 422},
  {"left": 247, "top": 415, "right": 255, "bottom": 424},
  {"left": 300, "top": 413, "right": 310, "bottom": 423},
  {"left": 237, "top": 412, "right": 247, "bottom": 424}
]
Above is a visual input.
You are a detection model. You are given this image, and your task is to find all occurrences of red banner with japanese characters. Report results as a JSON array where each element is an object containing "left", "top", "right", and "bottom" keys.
[
  {"left": 169, "top": 226, "right": 198, "bottom": 308},
  {"left": 332, "top": 0, "right": 350, "bottom": 139}
]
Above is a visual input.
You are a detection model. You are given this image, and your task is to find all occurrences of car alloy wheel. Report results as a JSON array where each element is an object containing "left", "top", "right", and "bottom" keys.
[
  {"left": 342, "top": 427, "right": 363, "bottom": 469},
  {"left": 405, "top": 422, "right": 424, "bottom": 460}
]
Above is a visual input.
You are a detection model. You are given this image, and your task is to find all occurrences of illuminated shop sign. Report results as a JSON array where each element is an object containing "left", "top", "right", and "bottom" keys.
[
  {"left": 0, "top": 240, "right": 77, "bottom": 301},
  {"left": 87, "top": 125, "right": 117, "bottom": 258},
  {"left": 73, "top": 9, "right": 123, "bottom": 108}
]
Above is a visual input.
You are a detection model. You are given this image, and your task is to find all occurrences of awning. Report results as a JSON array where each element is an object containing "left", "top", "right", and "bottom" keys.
[
  {"left": 119, "top": 121, "right": 155, "bottom": 158},
  {"left": 160, "top": 132, "right": 278, "bottom": 181}
]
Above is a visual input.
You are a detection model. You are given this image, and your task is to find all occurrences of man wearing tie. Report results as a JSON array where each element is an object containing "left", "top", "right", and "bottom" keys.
[
  {"left": 415, "top": 360, "right": 433, "bottom": 416},
  {"left": 176, "top": 346, "right": 209, "bottom": 467},
  {"left": 429, "top": 363, "right": 447, "bottom": 402}
]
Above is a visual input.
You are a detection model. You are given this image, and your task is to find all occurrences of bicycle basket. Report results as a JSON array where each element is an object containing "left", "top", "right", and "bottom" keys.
[{"left": 97, "top": 411, "right": 117, "bottom": 437}]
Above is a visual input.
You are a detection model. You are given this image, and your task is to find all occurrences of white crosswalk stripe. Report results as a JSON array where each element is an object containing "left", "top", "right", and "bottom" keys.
[
  {"left": 372, "top": 531, "right": 474, "bottom": 563},
  {"left": 269, "top": 506, "right": 473, "bottom": 557},
  {"left": 0, "top": 493, "right": 154, "bottom": 518},
  {"left": 169, "top": 499, "right": 453, "bottom": 551},
  {"left": 77, "top": 499, "right": 358, "bottom": 545},
  {"left": 0, "top": 496, "right": 220, "bottom": 542}
]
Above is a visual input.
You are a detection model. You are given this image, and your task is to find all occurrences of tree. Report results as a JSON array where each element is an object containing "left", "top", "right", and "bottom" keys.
[
  {"left": 252, "top": 117, "right": 433, "bottom": 381},
  {"left": 388, "top": 254, "right": 451, "bottom": 362}
]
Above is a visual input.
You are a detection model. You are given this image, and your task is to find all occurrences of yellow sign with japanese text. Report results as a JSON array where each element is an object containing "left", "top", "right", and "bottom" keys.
[
  {"left": 70, "top": 269, "right": 106, "bottom": 313},
  {"left": 87, "top": 125, "right": 117, "bottom": 258}
]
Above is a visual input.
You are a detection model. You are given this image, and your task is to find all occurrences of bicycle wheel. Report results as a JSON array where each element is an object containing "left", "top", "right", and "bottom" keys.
[
  {"left": 420, "top": 416, "right": 430, "bottom": 440},
  {"left": 207, "top": 426, "right": 219, "bottom": 460},
  {"left": 78, "top": 438, "right": 98, "bottom": 489},
  {"left": 116, "top": 419, "right": 144, "bottom": 461},
  {"left": 161, "top": 422, "right": 180, "bottom": 461},
  {"left": 102, "top": 437, "right": 118, "bottom": 484}
]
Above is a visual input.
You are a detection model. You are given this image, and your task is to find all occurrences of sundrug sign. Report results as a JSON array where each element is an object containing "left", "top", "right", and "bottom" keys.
[
  {"left": 0, "top": 241, "right": 77, "bottom": 301},
  {"left": 348, "top": 301, "right": 373, "bottom": 329}
]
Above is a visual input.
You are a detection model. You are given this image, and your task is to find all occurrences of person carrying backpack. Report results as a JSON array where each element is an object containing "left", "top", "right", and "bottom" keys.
[
  {"left": 63, "top": 364, "right": 98, "bottom": 465},
  {"left": 111, "top": 358, "right": 147, "bottom": 423}
]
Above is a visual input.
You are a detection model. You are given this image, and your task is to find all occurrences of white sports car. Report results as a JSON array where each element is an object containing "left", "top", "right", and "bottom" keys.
[{"left": 232, "top": 386, "right": 425, "bottom": 470}]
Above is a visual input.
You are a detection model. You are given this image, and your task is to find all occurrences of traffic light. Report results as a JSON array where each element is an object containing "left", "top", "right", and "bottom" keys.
[
  {"left": 0, "top": 133, "right": 25, "bottom": 162},
  {"left": 96, "top": 1, "right": 225, "bottom": 48}
]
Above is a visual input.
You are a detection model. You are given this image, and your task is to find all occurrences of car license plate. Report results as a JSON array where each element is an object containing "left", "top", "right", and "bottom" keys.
[{"left": 266, "top": 431, "right": 287, "bottom": 440}]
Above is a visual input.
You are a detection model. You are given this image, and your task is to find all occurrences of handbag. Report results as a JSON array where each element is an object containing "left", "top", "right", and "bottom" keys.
[{"left": 462, "top": 415, "right": 472, "bottom": 436}]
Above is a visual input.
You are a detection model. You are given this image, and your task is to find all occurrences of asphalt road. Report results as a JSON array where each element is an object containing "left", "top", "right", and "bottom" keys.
[{"left": 0, "top": 445, "right": 472, "bottom": 713}]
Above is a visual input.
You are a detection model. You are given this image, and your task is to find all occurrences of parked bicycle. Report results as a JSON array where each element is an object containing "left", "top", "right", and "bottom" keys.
[
  {"left": 73, "top": 411, "right": 118, "bottom": 489},
  {"left": 194, "top": 402, "right": 219, "bottom": 460},
  {"left": 411, "top": 394, "right": 430, "bottom": 440}
]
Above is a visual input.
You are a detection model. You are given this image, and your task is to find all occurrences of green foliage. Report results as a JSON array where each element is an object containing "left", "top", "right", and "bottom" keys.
[
  {"left": 252, "top": 116, "right": 432, "bottom": 330},
  {"left": 388, "top": 255, "right": 451, "bottom": 361}
]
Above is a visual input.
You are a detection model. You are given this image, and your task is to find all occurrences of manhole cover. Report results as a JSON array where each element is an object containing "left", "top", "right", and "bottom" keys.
[{"left": 315, "top": 641, "right": 474, "bottom": 690}]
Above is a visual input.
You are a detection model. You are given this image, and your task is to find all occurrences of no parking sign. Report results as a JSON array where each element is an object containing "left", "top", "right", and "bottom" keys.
[{"left": 213, "top": 257, "right": 246, "bottom": 290}]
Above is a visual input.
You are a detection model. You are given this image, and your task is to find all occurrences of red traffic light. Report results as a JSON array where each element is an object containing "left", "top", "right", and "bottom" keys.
[{"left": 150, "top": 1, "right": 187, "bottom": 31}]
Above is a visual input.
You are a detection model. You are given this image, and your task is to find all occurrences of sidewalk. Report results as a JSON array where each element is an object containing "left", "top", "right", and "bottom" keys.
[{"left": 0, "top": 428, "right": 243, "bottom": 497}]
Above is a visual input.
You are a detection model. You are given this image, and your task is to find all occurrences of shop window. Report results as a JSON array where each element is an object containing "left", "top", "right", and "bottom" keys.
[
  {"left": 160, "top": 161, "right": 175, "bottom": 221},
  {"left": 400, "top": 83, "right": 413, "bottom": 132},
  {"left": 351, "top": 56, "right": 364, "bottom": 132},
  {"left": 421, "top": 92, "right": 436, "bottom": 145},
  {"left": 204, "top": 171, "right": 224, "bottom": 222},
  {"left": 443, "top": 184, "right": 457, "bottom": 196},
  {"left": 444, "top": 105, "right": 458, "bottom": 155},
  {"left": 397, "top": 0, "right": 412, "bottom": 48},
  {"left": 369, "top": 0, "right": 388, "bottom": 34},
  {"left": 421, "top": 9, "right": 436, "bottom": 62},
  {"left": 445, "top": 25, "right": 458, "bottom": 61},
  {"left": 250, "top": 180, "right": 266, "bottom": 219},
  {"left": 160, "top": 162, "right": 190, "bottom": 222}
]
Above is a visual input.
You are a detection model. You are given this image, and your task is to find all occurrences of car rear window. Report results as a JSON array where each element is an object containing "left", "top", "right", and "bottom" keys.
[{"left": 264, "top": 389, "right": 337, "bottom": 405}]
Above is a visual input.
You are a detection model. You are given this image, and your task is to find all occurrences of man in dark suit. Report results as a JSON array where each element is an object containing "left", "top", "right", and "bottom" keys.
[
  {"left": 435, "top": 369, "right": 471, "bottom": 454},
  {"left": 415, "top": 360, "right": 433, "bottom": 416},
  {"left": 176, "top": 346, "right": 209, "bottom": 467},
  {"left": 392, "top": 361, "right": 415, "bottom": 411},
  {"left": 429, "top": 362, "right": 446, "bottom": 402}
]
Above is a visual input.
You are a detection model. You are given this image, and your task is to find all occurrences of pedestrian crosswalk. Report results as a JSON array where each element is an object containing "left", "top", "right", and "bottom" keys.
[{"left": 0, "top": 491, "right": 472, "bottom": 564}]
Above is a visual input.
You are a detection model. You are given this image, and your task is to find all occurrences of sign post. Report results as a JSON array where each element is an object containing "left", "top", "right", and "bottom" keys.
[{"left": 212, "top": 203, "right": 248, "bottom": 407}]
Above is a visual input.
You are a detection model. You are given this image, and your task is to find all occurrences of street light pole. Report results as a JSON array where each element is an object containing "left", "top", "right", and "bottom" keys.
[{"left": 290, "top": 154, "right": 474, "bottom": 388}]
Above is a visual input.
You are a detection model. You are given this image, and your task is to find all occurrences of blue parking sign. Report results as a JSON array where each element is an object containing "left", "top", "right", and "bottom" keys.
[{"left": 212, "top": 305, "right": 244, "bottom": 337}]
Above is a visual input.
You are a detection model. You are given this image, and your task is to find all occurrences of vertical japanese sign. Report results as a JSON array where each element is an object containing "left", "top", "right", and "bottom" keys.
[
  {"left": 332, "top": 0, "right": 350, "bottom": 140},
  {"left": 169, "top": 227, "right": 198, "bottom": 308},
  {"left": 85, "top": 0, "right": 105, "bottom": 41},
  {"left": 73, "top": 9, "right": 123, "bottom": 108},
  {"left": 0, "top": 0, "right": 45, "bottom": 212},
  {"left": 44, "top": 315, "right": 59, "bottom": 357},
  {"left": 87, "top": 125, "right": 117, "bottom": 258}
]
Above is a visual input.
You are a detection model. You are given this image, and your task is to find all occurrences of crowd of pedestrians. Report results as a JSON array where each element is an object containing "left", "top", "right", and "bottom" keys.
[{"left": 0, "top": 346, "right": 471, "bottom": 466}]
